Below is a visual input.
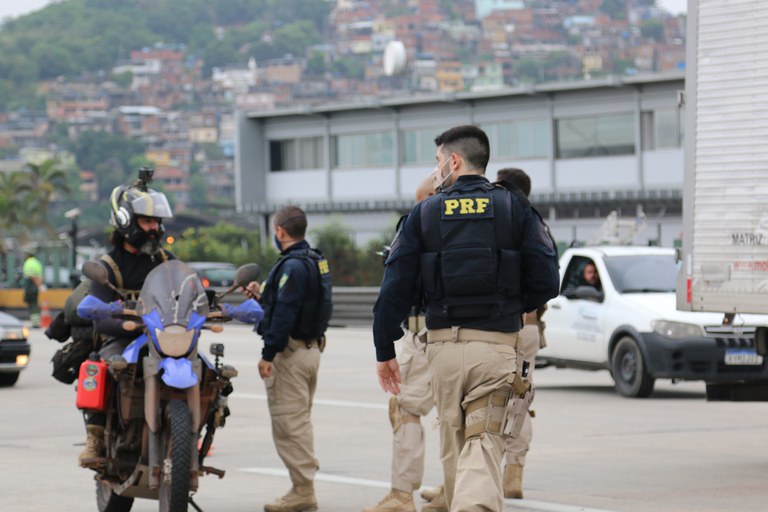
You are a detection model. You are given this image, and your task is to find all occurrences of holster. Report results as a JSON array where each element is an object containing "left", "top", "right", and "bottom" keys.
[{"left": 505, "top": 373, "right": 535, "bottom": 438}]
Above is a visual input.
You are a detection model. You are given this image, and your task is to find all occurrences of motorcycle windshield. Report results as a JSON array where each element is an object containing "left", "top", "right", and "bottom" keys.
[{"left": 136, "top": 260, "right": 210, "bottom": 325}]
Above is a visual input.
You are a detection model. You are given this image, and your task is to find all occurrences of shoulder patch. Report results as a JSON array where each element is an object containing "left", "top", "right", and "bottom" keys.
[{"left": 278, "top": 273, "right": 289, "bottom": 289}]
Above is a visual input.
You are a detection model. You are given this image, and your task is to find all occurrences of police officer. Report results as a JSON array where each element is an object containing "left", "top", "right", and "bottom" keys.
[
  {"left": 495, "top": 167, "right": 553, "bottom": 499},
  {"left": 373, "top": 125, "right": 559, "bottom": 511},
  {"left": 252, "top": 205, "right": 332, "bottom": 512},
  {"left": 365, "top": 176, "right": 448, "bottom": 512},
  {"left": 79, "top": 170, "right": 174, "bottom": 466}
]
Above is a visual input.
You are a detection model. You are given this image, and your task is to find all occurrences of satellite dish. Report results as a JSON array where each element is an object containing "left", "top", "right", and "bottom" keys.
[{"left": 383, "top": 40, "right": 407, "bottom": 76}]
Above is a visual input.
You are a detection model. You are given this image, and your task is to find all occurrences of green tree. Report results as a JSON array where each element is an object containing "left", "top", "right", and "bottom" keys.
[
  {"left": 306, "top": 51, "right": 327, "bottom": 76},
  {"left": 172, "top": 222, "right": 278, "bottom": 270},
  {"left": 311, "top": 220, "right": 358, "bottom": 286},
  {"left": 601, "top": 0, "right": 627, "bottom": 20},
  {"left": 0, "top": 172, "right": 34, "bottom": 237},
  {"left": 22, "top": 159, "right": 72, "bottom": 234},
  {"left": 641, "top": 20, "right": 665, "bottom": 42},
  {"left": 68, "top": 131, "right": 146, "bottom": 199},
  {"left": 189, "top": 174, "right": 208, "bottom": 208}
]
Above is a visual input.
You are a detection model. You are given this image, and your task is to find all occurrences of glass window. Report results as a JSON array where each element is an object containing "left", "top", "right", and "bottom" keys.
[
  {"left": 334, "top": 131, "right": 394, "bottom": 167},
  {"left": 556, "top": 113, "right": 635, "bottom": 159},
  {"left": 269, "top": 136, "right": 324, "bottom": 171},
  {"left": 654, "top": 108, "right": 680, "bottom": 148},
  {"left": 641, "top": 109, "right": 682, "bottom": 150},
  {"left": 402, "top": 129, "right": 436, "bottom": 164},
  {"left": 603, "top": 255, "right": 678, "bottom": 293},
  {"left": 486, "top": 119, "right": 550, "bottom": 159}
]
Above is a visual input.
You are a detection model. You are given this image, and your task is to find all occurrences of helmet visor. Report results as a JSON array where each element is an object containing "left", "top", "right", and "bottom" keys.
[{"left": 130, "top": 191, "right": 173, "bottom": 219}]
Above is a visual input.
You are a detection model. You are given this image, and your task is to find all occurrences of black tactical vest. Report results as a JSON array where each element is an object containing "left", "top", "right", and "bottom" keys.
[
  {"left": 419, "top": 180, "right": 523, "bottom": 323},
  {"left": 260, "top": 248, "right": 333, "bottom": 340}
]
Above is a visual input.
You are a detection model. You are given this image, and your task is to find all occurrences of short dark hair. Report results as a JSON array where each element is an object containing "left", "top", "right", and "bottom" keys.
[
  {"left": 274, "top": 205, "right": 307, "bottom": 238},
  {"left": 434, "top": 125, "right": 490, "bottom": 173},
  {"left": 496, "top": 168, "right": 531, "bottom": 197}
]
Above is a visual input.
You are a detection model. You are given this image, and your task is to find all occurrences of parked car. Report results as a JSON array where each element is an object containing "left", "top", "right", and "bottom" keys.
[
  {"left": 186, "top": 262, "right": 238, "bottom": 290},
  {"left": 0, "top": 311, "right": 30, "bottom": 386},
  {"left": 538, "top": 246, "right": 768, "bottom": 398}
]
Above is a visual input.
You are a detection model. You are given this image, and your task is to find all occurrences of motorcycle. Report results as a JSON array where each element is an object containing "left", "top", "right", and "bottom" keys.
[{"left": 76, "top": 259, "right": 263, "bottom": 512}]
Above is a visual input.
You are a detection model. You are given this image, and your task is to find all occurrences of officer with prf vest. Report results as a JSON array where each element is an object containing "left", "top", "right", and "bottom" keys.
[
  {"left": 373, "top": 125, "right": 559, "bottom": 511},
  {"left": 249, "top": 205, "right": 332, "bottom": 512}
]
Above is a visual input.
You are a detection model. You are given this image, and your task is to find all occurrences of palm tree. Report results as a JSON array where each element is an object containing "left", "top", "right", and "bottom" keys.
[
  {"left": 0, "top": 171, "right": 35, "bottom": 237},
  {"left": 22, "top": 158, "right": 71, "bottom": 233}
]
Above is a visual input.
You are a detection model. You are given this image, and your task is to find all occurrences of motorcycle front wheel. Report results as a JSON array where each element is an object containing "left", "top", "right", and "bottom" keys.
[
  {"left": 96, "top": 479, "right": 134, "bottom": 512},
  {"left": 158, "top": 400, "right": 192, "bottom": 512}
]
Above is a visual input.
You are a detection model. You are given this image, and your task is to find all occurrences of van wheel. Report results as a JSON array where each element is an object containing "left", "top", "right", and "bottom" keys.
[{"left": 611, "top": 337, "right": 654, "bottom": 398}]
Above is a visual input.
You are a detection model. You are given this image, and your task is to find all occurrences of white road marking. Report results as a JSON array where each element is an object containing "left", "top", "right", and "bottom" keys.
[
  {"left": 233, "top": 392, "right": 387, "bottom": 410},
  {"left": 239, "top": 467, "right": 616, "bottom": 512}
]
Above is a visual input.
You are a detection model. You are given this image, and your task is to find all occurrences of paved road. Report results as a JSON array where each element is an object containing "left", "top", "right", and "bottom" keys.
[{"left": 2, "top": 325, "right": 768, "bottom": 511}]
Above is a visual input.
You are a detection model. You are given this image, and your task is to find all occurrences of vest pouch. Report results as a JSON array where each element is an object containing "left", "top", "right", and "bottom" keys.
[
  {"left": 431, "top": 296, "right": 497, "bottom": 320},
  {"left": 441, "top": 247, "right": 495, "bottom": 296},
  {"left": 498, "top": 249, "right": 522, "bottom": 297},
  {"left": 420, "top": 252, "right": 441, "bottom": 298}
]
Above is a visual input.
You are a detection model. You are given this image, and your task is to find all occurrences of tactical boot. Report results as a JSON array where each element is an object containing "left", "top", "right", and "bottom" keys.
[
  {"left": 419, "top": 485, "right": 443, "bottom": 502},
  {"left": 421, "top": 488, "right": 447, "bottom": 512},
  {"left": 264, "top": 486, "right": 318, "bottom": 512},
  {"left": 503, "top": 463, "right": 524, "bottom": 499},
  {"left": 362, "top": 489, "right": 415, "bottom": 512},
  {"left": 78, "top": 425, "right": 104, "bottom": 466}
]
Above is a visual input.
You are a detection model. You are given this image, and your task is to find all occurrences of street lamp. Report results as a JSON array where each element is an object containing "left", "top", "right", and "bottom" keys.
[{"left": 64, "top": 208, "right": 80, "bottom": 288}]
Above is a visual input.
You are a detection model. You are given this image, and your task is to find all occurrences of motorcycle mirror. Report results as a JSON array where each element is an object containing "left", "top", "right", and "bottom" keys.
[
  {"left": 214, "top": 263, "right": 262, "bottom": 302},
  {"left": 81, "top": 260, "right": 127, "bottom": 301},
  {"left": 235, "top": 263, "right": 260, "bottom": 288},
  {"left": 82, "top": 260, "right": 108, "bottom": 285}
]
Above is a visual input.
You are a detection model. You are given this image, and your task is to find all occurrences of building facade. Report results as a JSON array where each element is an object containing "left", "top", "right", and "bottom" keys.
[{"left": 236, "top": 73, "right": 685, "bottom": 248}]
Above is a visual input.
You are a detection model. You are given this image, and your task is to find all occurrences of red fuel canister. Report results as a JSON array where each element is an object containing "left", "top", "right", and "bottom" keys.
[{"left": 76, "top": 353, "right": 111, "bottom": 411}]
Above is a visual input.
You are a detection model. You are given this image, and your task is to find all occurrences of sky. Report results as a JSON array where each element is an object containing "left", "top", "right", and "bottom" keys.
[{"left": 0, "top": 0, "right": 688, "bottom": 21}]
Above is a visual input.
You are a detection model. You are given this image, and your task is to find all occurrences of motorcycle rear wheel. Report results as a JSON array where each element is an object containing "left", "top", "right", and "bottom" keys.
[
  {"left": 96, "top": 479, "right": 134, "bottom": 512},
  {"left": 158, "top": 400, "right": 192, "bottom": 512}
]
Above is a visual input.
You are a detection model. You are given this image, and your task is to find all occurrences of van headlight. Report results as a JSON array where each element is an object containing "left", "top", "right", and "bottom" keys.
[
  {"left": 651, "top": 320, "right": 703, "bottom": 339},
  {"left": 1, "top": 326, "right": 27, "bottom": 341}
]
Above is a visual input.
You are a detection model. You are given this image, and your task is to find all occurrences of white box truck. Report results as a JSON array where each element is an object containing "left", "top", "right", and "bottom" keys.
[{"left": 676, "top": 0, "right": 768, "bottom": 400}]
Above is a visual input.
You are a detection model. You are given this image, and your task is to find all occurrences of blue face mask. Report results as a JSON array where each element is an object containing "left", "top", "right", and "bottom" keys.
[{"left": 273, "top": 234, "right": 282, "bottom": 251}]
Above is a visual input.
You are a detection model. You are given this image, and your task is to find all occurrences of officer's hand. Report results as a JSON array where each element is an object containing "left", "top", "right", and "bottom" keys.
[
  {"left": 258, "top": 359, "right": 273, "bottom": 379},
  {"left": 376, "top": 359, "right": 401, "bottom": 395},
  {"left": 244, "top": 281, "right": 261, "bottom": 300}
]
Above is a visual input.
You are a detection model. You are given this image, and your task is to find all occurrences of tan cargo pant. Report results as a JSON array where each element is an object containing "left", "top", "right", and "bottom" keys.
[
  {"left": 427, "top": 333, "right": 518, "bottom": 512},
  {"left": 505, "top": 324, "right": 539, "bottom": 466},
  {"left": 264, "top": 338, "right": 321, "bottom": 490},
  {"left": 391, "top": 329, "right": 434, "bottom": 492}
]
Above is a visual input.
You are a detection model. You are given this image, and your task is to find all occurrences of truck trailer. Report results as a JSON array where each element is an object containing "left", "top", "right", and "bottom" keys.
[{"left": 676, "top": 0, "right": 768, "bottom": 400}]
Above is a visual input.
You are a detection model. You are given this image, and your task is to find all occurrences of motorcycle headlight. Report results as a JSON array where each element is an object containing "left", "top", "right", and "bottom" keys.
[
  {"left": 651, "top": 320, "right": 703, "bottom": 339},
  {"left": 154, "top": 325, "right": 196, "bottom": 357}
]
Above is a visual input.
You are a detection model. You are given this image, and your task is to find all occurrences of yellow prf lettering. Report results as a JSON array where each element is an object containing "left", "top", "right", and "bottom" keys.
[
  {"left": 459, "top": 198, "right": 476, "bottom": 214},
  {"left": 444, "top": 199, "right": 460, "bottom": 215},
  {"left": 318, "top": 260, "right": 330, "bottom": 274},
  {"left": 475, "top": 197, "right": 490, "bottom": 213}
]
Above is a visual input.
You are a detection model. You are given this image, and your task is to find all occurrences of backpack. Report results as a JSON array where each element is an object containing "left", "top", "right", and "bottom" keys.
[{"left": 48, "top": 253, "right": 132, "bottom": 384}]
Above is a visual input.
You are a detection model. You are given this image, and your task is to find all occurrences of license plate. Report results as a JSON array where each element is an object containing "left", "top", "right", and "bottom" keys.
[{"left": 725, "top": 349, "right": 764, "bottom": 365}]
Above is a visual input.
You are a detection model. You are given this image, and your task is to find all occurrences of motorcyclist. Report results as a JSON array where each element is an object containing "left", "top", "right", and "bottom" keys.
[{"left": 79, "top": 169, "right": 175, "bottom": 466}]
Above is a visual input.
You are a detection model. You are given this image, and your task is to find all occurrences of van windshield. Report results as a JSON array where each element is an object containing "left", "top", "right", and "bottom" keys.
[{"left": 603, "top": 255, "right": 678, "bottom": 293}]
